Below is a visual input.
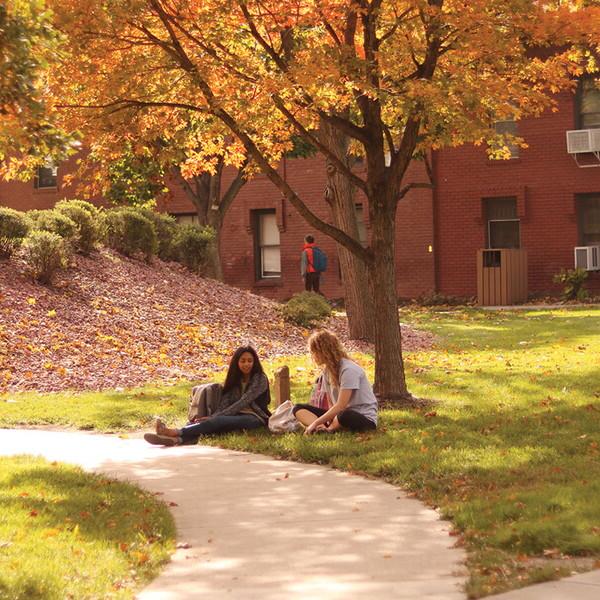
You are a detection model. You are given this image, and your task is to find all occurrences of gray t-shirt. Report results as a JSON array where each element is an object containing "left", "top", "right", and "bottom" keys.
[{"left": 322, "top": 358, "right": 378, "bottom": 425}]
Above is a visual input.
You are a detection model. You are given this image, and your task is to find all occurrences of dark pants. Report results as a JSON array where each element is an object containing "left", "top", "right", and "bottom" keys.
[
  {"left": 304, "top": 272, "right": 320, "bottom": 293},
  {"left": 292, "top": 404, "right": 376, "bottom": 432},
  {"left": 179, "top": 414, "right": 264, "bottom": 443}
]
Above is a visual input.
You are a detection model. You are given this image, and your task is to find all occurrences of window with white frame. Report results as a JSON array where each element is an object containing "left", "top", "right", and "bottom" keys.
[
  {"left": 491, "top": 119, "right": 519, "bottom": 159},
  {"left": 173, "top": 213, "right": 200, "bottom": 225},
  {"left": 577, "top": 194, "right": 600, "bottom": 246},
  {"left": 255, "top": 210, "right": 281, "bottom": 278},
  {"left": 34, "top": 161, "right": 58, "bottom": 189},
  {"left": 484, "top": 196, "right": 520, "bottom": 249}
]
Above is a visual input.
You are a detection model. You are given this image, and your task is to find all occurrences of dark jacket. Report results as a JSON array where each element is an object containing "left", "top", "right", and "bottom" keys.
[{"left": 213, "top": 372, "right": 271, "bottom": 423}]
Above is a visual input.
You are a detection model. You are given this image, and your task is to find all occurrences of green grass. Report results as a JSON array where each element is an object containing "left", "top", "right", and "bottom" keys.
[
  {"left": 1, "top": 306, "right": 599, "bottom": 597},
  {"left": 0, "top": 455, "right": 175, "bottom": 599}
]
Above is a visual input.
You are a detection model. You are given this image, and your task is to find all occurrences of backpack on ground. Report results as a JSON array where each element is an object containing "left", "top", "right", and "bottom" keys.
[
  {"left": 312, "top": 247, "right": 328, "bottom": 272},
  {"left": 188, "top": 382, "right": 222, "bottom": 422}
]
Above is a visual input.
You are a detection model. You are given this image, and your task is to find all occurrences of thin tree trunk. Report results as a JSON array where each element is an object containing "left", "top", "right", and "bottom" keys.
[
  {"left": 319, "top": 120, "right": 374, "bottom": 341},
  {"left": 368, "top": 201, "right": 410, "bottom": 403},
  {"left": 172, "top": 166, "right": 225, "bottom": 280},
  {"left": 206, "top": 210, "right": 224, "bottom": 280}
]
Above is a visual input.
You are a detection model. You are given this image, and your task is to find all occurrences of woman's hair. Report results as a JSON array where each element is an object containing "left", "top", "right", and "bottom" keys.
[
  {"left": 307, "top": 330, "right": 349, "bottom": 388},
  {"left": 223, "top": 345, "right": 264, "bottom": 393}
]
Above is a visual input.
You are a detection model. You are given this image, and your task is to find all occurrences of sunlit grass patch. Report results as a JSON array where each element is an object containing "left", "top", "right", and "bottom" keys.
[{"left": 0, "top": 455, "right": 175, "bottom": 599}]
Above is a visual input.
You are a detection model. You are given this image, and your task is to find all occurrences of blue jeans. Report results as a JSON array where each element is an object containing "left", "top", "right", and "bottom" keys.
[{"left": 179, "top": 414, "right": 264, "bottom": 443}]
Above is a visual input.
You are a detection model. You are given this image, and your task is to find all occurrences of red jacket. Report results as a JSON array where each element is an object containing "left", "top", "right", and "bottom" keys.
[{"left": 302, "top": 242, "right": 317, "bottom": 274}]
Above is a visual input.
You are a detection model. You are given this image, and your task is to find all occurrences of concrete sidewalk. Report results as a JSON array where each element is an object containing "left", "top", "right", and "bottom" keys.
[
  {"left": 0, "top": 429, "right": 466, "bottom": 599},
  {"left": 2, "top": 430, "right": 598, "bottom": 599}
]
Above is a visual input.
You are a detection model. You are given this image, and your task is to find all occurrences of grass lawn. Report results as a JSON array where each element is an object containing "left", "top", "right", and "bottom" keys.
[
  {"left": 1, "top": 306, "right": 599, "bottom": 597},
  {"left": 0, "top": 455, "right": 175, "bottom": 599}
]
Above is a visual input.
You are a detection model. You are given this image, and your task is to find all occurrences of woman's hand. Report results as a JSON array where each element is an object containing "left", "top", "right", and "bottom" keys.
[
  {"left": 304, "top": 421, "right": 320, "bottom": 435},
  {"left": 191, "top": 416, "right": 210, "bottom": 424}
]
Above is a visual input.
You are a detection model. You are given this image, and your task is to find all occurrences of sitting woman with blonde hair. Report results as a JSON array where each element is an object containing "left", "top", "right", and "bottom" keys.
[{"left": 293, "top": 330, "right": 378, "bottom": 434}]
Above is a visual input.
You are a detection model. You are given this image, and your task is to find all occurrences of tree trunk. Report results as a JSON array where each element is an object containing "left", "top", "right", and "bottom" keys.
[
  {"left": 206, "top": 209, "right": 224, "bottom": 280},
  {"left": 319, "top": 119, "right": 375, "bottom": 341},
  {"left": 172, "top": 166, "right": 225, "bottom": 280},
  {"left": 367, "top": 200, "right": 411, "bottom": 403}
]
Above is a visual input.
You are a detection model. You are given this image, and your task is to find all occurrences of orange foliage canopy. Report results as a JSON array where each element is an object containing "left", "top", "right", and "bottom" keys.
[{"left": 44, "top": 0, "right": 600, "bottom": 400}]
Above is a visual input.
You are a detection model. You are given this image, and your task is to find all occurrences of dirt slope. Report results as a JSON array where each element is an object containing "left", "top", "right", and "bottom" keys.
[{"left": 0, "top": 250, "right": 434, "bottom": 392}]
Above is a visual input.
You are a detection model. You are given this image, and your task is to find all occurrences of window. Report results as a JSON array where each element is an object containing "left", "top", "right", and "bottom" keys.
[
  {"left": 578, "top": 79, "right": 600, "bottom": 129},
  {"left": 355, "top": 203, "right": 368, "bottom": 247},
  {"left": 255, "top": 210, "right": 281, "bottom": 279},
  {"left": 34, "top": 162, "right": 58, "bottom": 189},
  {"left": 173, "top": 213, "right": 200, "bottom": 225},
  {"left": 577, "top": 194, "right": 600, "bottom": 246},
  {"left": 484, "top": 196, "right": 520, "bottom": 248},
  {"left": 491, "top": 119, "right": 519, "bottom": 159}
]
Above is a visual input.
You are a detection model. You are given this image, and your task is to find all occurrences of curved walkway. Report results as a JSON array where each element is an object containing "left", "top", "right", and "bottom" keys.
[{"left": 1, "top": 428, "right": 467, "bottom": 599}]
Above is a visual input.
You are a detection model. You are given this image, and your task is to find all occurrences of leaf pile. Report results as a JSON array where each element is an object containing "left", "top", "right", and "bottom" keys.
[{"left": 0, "top": 250, "right": 434, "bottom": 392}]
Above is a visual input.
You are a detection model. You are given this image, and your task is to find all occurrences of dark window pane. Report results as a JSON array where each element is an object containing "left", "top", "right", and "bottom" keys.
[
  {"left": 581, "top": 79, "right": 600, "bottom": 129},
  {"left": 489, "top": 220, "right": 520, "bottom": 248},
  {"left": 485, "top": 196, "right": 517, "bottom": 220},
  {"left": 577, "top": 194, "right": 600, "bottom": 245},
  {"left": 35, "top": 166, "right": 57, "bottom": 189}
]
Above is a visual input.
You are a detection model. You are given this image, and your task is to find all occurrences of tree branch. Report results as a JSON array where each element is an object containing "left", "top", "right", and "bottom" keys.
[
  {"left": 272, "top": 96, "right": 368, "bottom": 193},
  {"left": 214, "top": 105, "right": 371, "bottom": 263}
]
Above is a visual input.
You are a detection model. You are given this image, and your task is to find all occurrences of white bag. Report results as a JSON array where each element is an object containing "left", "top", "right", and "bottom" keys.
[{"left": 268, "top": 400, "right": 302, "bottom": 433}]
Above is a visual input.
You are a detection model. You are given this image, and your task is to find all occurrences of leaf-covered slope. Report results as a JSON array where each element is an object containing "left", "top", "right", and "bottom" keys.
[{"left": 0, "top": 250, "right": 434, "bottom": 392}]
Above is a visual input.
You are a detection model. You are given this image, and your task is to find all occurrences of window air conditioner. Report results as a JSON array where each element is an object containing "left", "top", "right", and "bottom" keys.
[
  {"left": 574, "top": 245, "right": 600, "bottom": 271},
  {"left": 566, "top": 129, "right": 600, "bottom": 154}
]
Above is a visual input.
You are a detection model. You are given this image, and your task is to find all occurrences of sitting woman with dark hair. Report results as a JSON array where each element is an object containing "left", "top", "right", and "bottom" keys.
[{"left": 144, "top": 345, "right": 271, "bottom": 446}]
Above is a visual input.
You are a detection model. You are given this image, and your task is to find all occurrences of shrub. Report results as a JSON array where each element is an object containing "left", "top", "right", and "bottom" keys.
[
  {"left": 29, "top": 209, "right": 78, "bottom": 244},
  {"left": 171, "top": 224, "right": 215, "bottom": 273},
  {"left": 0, "top": 207, "right": 31, "bottom": 257},
  {"left": 19, "top": 230, "right": 68, "bottom": 283},
  {"left": 55, "top": 200, "right": 101, "bottom": 254},
  {"left": 281, "top": 292, "right": 332, "bottom": 327},
  {"left": 136, "top": 208, "right": 177, "bottom": 260},
  {"left": 57, "top": 199, "right": 100, "bottom": 217},
  {"left": 104, "top": 208, "right": 158, "bottom": 261},
  {"left": 553, "top": 268, "right": 589, "bottom": 301}
]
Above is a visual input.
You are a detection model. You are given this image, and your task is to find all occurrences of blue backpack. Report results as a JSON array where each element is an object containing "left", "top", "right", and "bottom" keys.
[{"left": 312, "top": 247, "right": 328, "bottom": 272}]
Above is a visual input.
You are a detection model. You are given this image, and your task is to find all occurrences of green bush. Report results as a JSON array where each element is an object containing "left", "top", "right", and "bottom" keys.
[
  {"left": 0, "top": 207, "right": 31, "bottom": 257},
  {"left": 29, "top": 209, "right": 79, "bottom": 244},
  {"left": 104, "top": 208, "right": 158, "bottom": 261},
  {"left": 281, "top": 291, "right": 332, "bottom": 327},
  {"left": 55, "top": 200, "right": 101, "bottom": 254},
  {"left": 171, "top": 224, "right": 215, "bottom": 272},
  {"left": 553, "top": 268, "right": 589, "bottom": 301},
  {"left": 19, "top": 230, "right": 68, "bottom": 283},
  {"left": 136, "top": 209, "right": 177, "bottom": 260},
  {"left": 56, "top": 199, "right": 100, "bottom": 218}
]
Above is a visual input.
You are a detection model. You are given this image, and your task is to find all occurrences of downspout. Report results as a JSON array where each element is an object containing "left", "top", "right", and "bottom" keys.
[{"left": 431, "top": 148, "right": 440, "bottom": 294}]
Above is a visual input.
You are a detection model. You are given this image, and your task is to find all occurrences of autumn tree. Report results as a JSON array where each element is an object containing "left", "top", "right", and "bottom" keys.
[
  {"left": 49, "top": 0, "right": 599, "bottom": 402},
  {"left": 0, "top": 0, "right": 68, "bottom": 177}
]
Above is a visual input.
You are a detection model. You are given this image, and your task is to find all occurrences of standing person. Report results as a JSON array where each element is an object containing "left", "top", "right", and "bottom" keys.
[
  {"left": 293, "top": 330, "right": 378, "bottom": 434},
  {"left": 301, "top": 234, "right": 321, "bottom": 293},
  {"left": 144, "top": 346, "right": 270, "bottom": 446}
]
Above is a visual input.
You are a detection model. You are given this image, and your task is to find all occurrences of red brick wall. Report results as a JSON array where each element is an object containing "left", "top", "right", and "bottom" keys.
[
  {"left": 434, "top": 90, "right": 600, "bottom": 297},
  {"left": 160, "top": 156, "right": 436, "bottom": 301},
  {"left": 0, "top": 154, "right": 84, "bottom": 211}
]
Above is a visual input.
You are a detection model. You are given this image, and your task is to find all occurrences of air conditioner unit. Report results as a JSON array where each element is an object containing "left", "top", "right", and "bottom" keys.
[
  {"left": 566, "top": 129, "right": 600, "bottom": 154},
  {"left": 574, "top": 245, "right": 600, "bottom": 271}
]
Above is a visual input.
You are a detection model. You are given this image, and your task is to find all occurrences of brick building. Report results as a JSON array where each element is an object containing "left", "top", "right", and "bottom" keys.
[{"left": 1, "top": 82, "right": 599, "bottom": 301}]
